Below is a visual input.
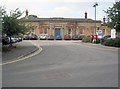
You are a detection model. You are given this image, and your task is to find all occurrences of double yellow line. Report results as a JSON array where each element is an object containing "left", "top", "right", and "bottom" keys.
[
  {"left": 0, "top": 41, "right": 43, "bottom": 66},
  {"left": 80, "top": 43, "right": 119, "bottom": 52}
]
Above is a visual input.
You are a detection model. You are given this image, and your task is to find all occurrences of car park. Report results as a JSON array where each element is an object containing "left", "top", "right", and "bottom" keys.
[
  {"left": 64, "top": 35, "right": 71, "bottom": 40},
  {"left": 47, "top": 35, "right": 54, "bottom": 40}
]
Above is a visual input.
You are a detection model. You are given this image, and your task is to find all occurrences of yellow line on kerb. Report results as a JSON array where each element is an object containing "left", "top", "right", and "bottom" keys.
[
  {"left": 80, "top": 43, "right": 119, "bottom": 52},
  {"left": 0, "top": 40, "right": 43, "bottom": 66}
]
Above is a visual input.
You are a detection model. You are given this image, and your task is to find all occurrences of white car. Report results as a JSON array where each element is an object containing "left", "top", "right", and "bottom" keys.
[
  {"left": 40, "top": 34, "right": 47, "bottom": 40},
  {"left": 11, "top": 37, "right": 18, "bottom": 43}
]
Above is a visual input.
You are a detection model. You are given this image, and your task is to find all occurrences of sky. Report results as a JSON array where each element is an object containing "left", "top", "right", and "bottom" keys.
[{"left": 1, "top": 0, "right": 117, "bottom": 21}]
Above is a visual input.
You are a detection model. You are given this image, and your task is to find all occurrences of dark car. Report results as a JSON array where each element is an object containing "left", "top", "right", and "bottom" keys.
[
  {"left": 101, "top": 35, "right": 111, "bottom": 43},
  {"left": 72, "top": 35, "right": 80, "bottom": 40},
  {"left": 2, "top": 36, "right": 10, "bottom": 45},
  {"left": 102, "top": 35, "right": 111, "bottom": 39},
  {"left": 30, "top": 35, "right": 38, "bottom": 40},
  {"left": 64, "top": 35, "right": 71, "bottom": 40},
  {"left": 55, "top": 35, "right": 62, "bottom": 40},
  {"left": 116, "top": 36, "right": 120, "bottom": 39},
  {"left": 47, "top": 35, "right": 54, "bottom": 40},
  {"left": 17, "top": 36, "right": 23, "bottom": 42},
  {"left": 78, "top": 35, "right": 84, "bottom": 40}
]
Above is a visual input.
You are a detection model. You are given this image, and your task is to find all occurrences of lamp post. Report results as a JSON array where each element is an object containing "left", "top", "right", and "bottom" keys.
[{"left": 93, "top": 2, "right": 98, "bottom": 34}]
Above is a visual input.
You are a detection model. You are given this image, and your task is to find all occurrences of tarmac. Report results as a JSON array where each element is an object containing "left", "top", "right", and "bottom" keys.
[
  {"left": 2, "top": 40, "right": 38, "bottom": 63},
  {"left": 2, "top": 40, "right": 119, "bottom": 64}
]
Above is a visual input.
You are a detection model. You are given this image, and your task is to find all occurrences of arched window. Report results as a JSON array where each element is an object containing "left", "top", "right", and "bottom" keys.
[
  {"left": 68, "top": 29, "right": 71, "bottom": 34},
  {"left": 31, "top": 28, "right": 35, "bottom": 36},
  {"left": 44, "top": 29, "right": 47, "bottom": 34}
]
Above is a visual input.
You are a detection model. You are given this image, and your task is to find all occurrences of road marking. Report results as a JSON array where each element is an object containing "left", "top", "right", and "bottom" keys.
[
  {"left": 79, "top": 43, "right": 119, "bottom": 52},
  {"left": 0, "top": 41, "right": 43, "bottom": 66}
]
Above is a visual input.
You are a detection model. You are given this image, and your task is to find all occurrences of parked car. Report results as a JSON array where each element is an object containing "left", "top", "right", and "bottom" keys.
[
  {"left": 18, "top": 37, "right": 23, "bottom": 42},
  {"left": 116, "top": 36, "right": 120, "bottom": 39},
  {"left": 101, "top": 35, "right": 111, "bottom": 43},
  {"left": 47, "top": 35, "right": 54, "bottom": 40},
  {"left": 11, "top": 37, "right": 17, "bottom": 43},
  {"left": 72, "top": 35, "right": 80, "bottom": 40},
  {"left": 30, "top": 35, "right": 38, "bottom": 40},
  {"left": 23, "top": 35, "right": 30, "bottom": 40},
  {"left": 102, "top": 35, "right": 111, "bottom": 39},
  {"left": 78, "top": 35, "right": 84, "bottom": 40},
  {"left": 2, "top": 36, "right": 10, "bottom": 45},
  {"left": 55, "top": 35, "right": 62, "bottom": 40},
  {"left": 64, "top": 35, "right": 71, "bottom": 40},
  {"left": 40, "top": 34, "right": 47, "bottom": 40}
]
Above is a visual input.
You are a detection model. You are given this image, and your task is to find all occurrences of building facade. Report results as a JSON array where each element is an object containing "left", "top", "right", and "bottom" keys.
[{"left": 22, "top": 12, "right": 111, "bottom": 38}]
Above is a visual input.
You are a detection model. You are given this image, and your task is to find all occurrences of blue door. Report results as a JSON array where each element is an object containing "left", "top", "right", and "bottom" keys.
[{"left": 54, "top": 28, "right": 61, "bottom": 37}]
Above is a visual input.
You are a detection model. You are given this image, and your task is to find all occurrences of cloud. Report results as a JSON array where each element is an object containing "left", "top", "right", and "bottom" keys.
[
  {"left": 1, "top": 0, "right": 115, "bottom": 3},
  {"left": 1, "top": 0, "right": 115, "bottom": 20}
]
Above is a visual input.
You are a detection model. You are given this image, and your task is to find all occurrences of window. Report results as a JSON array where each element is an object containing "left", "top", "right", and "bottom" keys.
[
  {"left": 41, "top": 28, "right": 47, "bottom": 34},
  {"left": 32, "top": 28, "right": 35, "bottom": 33},
  {"left": 31, "top": 28, "right": 35, "bottom": 36},
  {"left": 44, "top": 29, "right": 47, "bottom": 34},
  {"left": 68, "top": 29, "right": 71, "bottom": 34},
  {"left": 31, "top": 33, "right": 34, "bottom": 37}
]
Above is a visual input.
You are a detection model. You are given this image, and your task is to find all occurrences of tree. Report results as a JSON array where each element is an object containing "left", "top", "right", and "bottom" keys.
[
  {"left": 105, "top": 1, "right": 120, "bottom": 33},
  {"left": 1, "top": 7, "right": 30, "bottom": 46}
]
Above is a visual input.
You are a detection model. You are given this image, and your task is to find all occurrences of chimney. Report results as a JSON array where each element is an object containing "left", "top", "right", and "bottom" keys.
[
  {"left": 103, "top": 16, "right": 105, "bottom": 24},
  {"left": 85, "top": 12, "right": 87, "bottom": 19},
  {"left": 25, "top": 9, "right": 28, "bottom": 19}
]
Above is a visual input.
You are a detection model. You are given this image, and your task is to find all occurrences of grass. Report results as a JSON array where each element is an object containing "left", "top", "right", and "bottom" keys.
[{"left": 2, "top": 45, "right": 17, "bottom": 52}]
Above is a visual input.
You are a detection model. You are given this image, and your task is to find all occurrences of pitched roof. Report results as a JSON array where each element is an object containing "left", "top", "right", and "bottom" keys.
[{"left": 21, "top": 15, "right": 101, "bottom": 23}]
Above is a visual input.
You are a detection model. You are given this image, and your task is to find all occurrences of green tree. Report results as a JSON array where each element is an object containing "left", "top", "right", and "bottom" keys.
[
  {"left": 1, "top": 7, "right": 30, "bottom": 46},
  {"left": 105, "top": 1, "right": 120, "bottom": 33}
]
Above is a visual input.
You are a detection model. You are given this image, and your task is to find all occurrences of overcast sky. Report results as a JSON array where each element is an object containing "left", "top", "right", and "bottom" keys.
[{"left": 1, "top": 0, "right": 117, "bottom": 21}]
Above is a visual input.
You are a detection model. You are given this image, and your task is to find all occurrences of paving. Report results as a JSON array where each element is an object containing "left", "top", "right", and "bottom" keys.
[
  {"left": 3, "top": 40, "right": 118, "bottom": 87},
  {"left": 2, "top": 40, "right": 38, "bottom": 63}
]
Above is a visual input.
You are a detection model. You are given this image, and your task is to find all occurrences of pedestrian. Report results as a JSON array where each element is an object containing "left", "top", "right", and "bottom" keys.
[
  {"left": 91, "top": 34, "right": 94, "bottom": 43},
  {"left": 94, "top": 34, "right": 98, "bottom": 44}
]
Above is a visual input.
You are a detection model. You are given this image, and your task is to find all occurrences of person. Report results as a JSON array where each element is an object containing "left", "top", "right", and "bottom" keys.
[
  {"left": 91, "top": 34, "right": 94, "bottom": 43},
  {"left": 94, "top": 34, "right": 98, "bottom": 44}
]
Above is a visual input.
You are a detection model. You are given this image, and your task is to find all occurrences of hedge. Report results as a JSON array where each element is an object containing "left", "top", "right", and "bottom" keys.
[
  {"left": 102, "top": 39, "right": 120, "bottom": 47},
  {"left": 82, "top": 36, "right": 91, "bottom": 43}
]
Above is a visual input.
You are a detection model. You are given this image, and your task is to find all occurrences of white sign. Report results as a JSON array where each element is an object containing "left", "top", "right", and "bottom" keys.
[
  {"left": 111, "top": 29, "right": 116, "bottom": 38},
  {"left": 96, "top": 30, "right": 102, "bottom": 38}
]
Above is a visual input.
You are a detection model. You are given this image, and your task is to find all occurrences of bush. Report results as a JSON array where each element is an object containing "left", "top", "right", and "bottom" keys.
[
  {"left": 102, "top": 39, "right": 120, "bottom": 47},
  {"left": 82, "top": 36, "right": 91, "bottom": 43},
  {"left": 2, "top": 45, "right": 17, "bottom": 52}
]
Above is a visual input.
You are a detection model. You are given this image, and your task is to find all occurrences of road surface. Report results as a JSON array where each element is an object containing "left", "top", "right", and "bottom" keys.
[{"left": 3, "top": 40, "right": 118, "bottom": 87}]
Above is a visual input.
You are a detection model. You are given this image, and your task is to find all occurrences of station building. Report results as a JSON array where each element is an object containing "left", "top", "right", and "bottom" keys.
[{"left": 22, "top": 11, "right": 111, "bottom": 38}]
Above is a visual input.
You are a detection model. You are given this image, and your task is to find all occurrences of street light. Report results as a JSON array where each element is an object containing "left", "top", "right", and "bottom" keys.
[{"left": 93, "top": 2, "right": 98, "bottom": 34}]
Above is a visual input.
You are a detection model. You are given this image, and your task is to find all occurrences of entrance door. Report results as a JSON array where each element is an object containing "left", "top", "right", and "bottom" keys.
[{"left": 54, "top": 28, "right": 61, "bottom": 37}]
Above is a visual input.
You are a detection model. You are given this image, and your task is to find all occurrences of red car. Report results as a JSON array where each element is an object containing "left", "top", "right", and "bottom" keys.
[{"left": 64, "top": 35, "right": 71, "bottom": 40}]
